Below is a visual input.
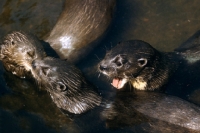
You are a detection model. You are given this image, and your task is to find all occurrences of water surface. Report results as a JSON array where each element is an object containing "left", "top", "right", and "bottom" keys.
[{"left": 1, "top": 0, "right": 200, "bottom": 132}]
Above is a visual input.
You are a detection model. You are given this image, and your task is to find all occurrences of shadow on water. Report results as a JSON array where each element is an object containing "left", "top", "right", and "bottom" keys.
[{"left": 1, "top": 0, "right": 200, "bottom": 133}]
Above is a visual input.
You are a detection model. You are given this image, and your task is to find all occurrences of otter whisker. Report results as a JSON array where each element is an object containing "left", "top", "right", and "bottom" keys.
[
  {"left": 94, "top": 54, "right": 101, "bottom": 61},
  {"left": 98, "top": 73, "right": 101, "bottom": 78}
]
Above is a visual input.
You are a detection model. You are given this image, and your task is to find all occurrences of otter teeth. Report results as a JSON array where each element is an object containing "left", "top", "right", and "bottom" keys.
[{"left": 111, "top": 78, "right": 128, "bottom": 89}]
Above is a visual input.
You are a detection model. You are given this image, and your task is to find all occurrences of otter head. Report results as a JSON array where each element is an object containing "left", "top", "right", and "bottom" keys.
[
  {"left": 98, "top": 40, "right": 160, "bottom": 90},
  {"left": 0, "top": 31, "right": 46, "bottom": 78},
  {"left": 32, "top": 57, "right": 101, "bottom": 114}
]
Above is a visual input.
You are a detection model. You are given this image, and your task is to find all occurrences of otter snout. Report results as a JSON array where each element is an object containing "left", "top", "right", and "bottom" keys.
[
  {"left": 98, "top": 62, "right": 108, "bottom": 76},
  {"left": 98, "top": 54, "right": 129, "bottom": 77},
  {"left": 99, "top": 63, "right": 108, "bottom": 71},
  {"left": 98, "top": 60, "right": 111, "bottom": 75},
  {"left": 98, "top": 60, "right": 120, "bottom": 77}
]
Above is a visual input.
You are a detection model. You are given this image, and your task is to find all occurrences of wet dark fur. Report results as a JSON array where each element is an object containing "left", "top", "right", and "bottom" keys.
[
  {"left": 46, "top": 0, "right": 116, "bottom": 63},
  {"left": 0, "top": 31, "right": 46, "bottom": 78},
  {"left": 102, "top": 91, "right": 200, "bottom": 132},
  {"left": 0, "top": 31, "right": 101, "bottom": 114},
  {"left": 98, "top": 40, "right": 179, "bottom": 91},
  {"left": 31, "top": 57, "right": 102, "bottom": 114},
  {"left": 98, "top": 31, "right": 200, "bottom": 102}
]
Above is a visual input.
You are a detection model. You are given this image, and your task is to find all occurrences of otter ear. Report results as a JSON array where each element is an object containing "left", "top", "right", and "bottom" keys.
[
  {"left": 41, "top": 67, "right": 50, "bottom": 76},
  {"left": 137, "top": 58, "right": 147, "bottom": 67},
  {"left": 27, "top": 50, "right": 35, "bottom": 58},
  {"left": 57, "top": 82, "right": 67, "bottom": 91}
]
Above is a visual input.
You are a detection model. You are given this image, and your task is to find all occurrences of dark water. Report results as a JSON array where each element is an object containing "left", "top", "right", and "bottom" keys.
[{"left": 1, "top": 0, "right": 200, "bottom": 133}]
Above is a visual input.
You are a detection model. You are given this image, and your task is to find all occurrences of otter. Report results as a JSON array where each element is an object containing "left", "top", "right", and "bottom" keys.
[
  {"left": 0, "top": 31, "right": 101, "bottom": 114},
  {"left": 0, "top": 31, "right": 46, "bottom": 78},
  {"left": 45, "top": 0, "right": 116, "bottom": 63},
  {"left": 98, "top": 40, "right": 179, "bottom": 90},
  {"left": 31, "top": 57, "right": 101, "bottom": 114},
  {"left": 98, "top": 31, "right": 200, "bottom": 96}
]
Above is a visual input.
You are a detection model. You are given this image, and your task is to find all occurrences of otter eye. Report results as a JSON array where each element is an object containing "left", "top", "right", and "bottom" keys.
[
  {"left": 41, "top": 67, "right": 50, "bottom": 76},
  {"left": 113, "top": 55, "right": 127, "bottom": 67},
  {"left": 27, "top": 50, "right": 35, "bottom": 58},
  {"left": 113, "top": 56, "right": 122, "bottom": 67},
  {"left": 138, "top": 58, "right": 147, "bottom": 67},
  {"left": 57, "top": 82, "right": 67, "bottom": 91},
  {"left": 124, "top": 63, "right": 130, "bottom": 69}
]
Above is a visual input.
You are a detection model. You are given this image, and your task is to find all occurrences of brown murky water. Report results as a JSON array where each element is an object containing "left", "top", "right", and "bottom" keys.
[{"left": 1, "top": 0, "right": 200, "bottom": 132}]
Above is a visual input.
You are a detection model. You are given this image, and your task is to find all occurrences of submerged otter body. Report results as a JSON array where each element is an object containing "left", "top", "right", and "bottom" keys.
[
  {"left": 45, "top": 0, "right": 116, "bottom": 63},
  {"left": 31, "top": 57, "right": 101, "bottom": 114},
  {"left": 0, "top": 31, "right": 46, "bottom": 78},
  {"left": 102, "top": 91, "right": 200, "bottom": 132}
]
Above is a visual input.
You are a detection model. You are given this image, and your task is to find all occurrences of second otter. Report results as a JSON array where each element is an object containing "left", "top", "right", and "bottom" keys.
[{"left": 31, "top": 57, "right": 101, "bottom": 114}]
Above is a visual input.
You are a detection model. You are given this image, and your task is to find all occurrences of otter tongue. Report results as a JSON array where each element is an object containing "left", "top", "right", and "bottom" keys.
[{"left": 112, "top": 78, "right": 122, "bottom": 89}]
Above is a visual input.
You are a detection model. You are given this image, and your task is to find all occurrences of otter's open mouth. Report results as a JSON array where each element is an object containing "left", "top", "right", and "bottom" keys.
[{"left": 111, "top": 78, "right": 128, "bottom": 89}]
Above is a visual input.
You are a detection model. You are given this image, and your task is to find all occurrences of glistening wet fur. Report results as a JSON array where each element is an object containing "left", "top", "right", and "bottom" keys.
[
  {"left": 98, "top": 40, "right": 179, "bottom": 91},
  {"left": 31, "top": 57, "right": 102, "bottom": 114},
  {"left": 101, "top": 90, "right": 200, "bottom": 132},
  {"left": 0, "top": 31, "right": 46, "bottom": 78},
  {"left": 0, "top": 31, "right": 102, "bottom": 115},
  {"left": 98, "top": 30, "right": 200, "bottom": 101}
]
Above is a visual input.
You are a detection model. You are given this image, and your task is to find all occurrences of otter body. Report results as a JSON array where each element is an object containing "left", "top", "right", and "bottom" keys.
[
  {"left": 102, "top": 91, "right": 200, "bottom": 132},
  {"left": 0, "top": 31, "right": 46, "bottom": 78},
  {"left": 45, "top": 0, "right": 116, "bottom": 63},
  {"left": 31, "top": 57, "right": 101, "bottom": 114}
]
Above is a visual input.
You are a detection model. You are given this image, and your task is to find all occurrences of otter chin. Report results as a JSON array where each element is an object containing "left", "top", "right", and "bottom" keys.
[
  {"left": 98, "top": 40, "right": 178, "bottom": 90},
  {"left": 0, "top": 31, "right": 46, "bottom": 78},
  {"left": 31, "top": 57, "right": 102, "bottom": 114}
]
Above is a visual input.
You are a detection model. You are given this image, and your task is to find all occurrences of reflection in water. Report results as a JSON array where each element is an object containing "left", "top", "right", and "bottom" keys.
[{"left": 1, "top": 0, "right": 200, "bottom": 132}]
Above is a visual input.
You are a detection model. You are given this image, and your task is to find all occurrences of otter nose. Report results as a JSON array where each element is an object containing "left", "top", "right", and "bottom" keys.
[
  {"left": 32, "top": 60, "right": 37, "bottom": 69},
  {"left": 99, "top": 64, "right": 107, "bottom": 71},
  {"left": 32, "top": 59, "right": 41, "bottom": 69}
]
